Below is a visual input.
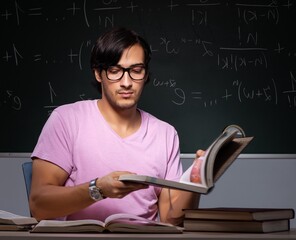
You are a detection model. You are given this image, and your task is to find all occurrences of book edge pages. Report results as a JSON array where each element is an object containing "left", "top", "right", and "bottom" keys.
[{"left": 118, "top": 175, "right": 208, "bottom": 193}]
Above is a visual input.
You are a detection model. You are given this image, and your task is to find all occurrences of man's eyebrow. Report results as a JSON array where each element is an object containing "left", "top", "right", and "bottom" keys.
[
  {"left": 131, "top": 63, "right": 145, "bottom": 67},
  {"left": 115, "top": 63, "right": 145, "bottom": 68}
]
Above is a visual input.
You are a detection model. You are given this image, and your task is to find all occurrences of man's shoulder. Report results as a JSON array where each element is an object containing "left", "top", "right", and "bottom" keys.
[
  {"left": 139, "top": 109, "right": 176, "bottom": 132},
  {"left": 54, "top": 100, "right": 97, "bottom": 115}
]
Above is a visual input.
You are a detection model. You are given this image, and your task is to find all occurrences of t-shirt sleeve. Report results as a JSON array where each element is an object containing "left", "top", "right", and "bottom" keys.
[{"left": 31, "top": 109, "right": 74, "bottom": 174}]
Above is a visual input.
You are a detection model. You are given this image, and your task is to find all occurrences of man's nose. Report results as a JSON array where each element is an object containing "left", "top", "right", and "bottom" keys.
[{"left": 120, "top": 71, "right": 133, "bottom": 86}]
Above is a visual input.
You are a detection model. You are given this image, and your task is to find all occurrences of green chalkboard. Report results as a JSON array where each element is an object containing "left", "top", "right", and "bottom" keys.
[{"left": 1, "top": 0, "right": 295, "bottom": 153}]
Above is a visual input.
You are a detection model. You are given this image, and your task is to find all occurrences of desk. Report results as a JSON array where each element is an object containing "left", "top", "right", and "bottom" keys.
[{"left": 0, "top": 230, "right": 296, "bottom": 240}]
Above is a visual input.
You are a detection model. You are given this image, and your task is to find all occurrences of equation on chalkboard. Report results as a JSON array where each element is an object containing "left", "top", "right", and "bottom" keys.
[{"left": 0, "top": 0, "right": 295, "bottom": 153}]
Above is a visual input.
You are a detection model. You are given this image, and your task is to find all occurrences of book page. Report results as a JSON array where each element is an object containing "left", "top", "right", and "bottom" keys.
[
  {"left": 105, "top": 213, "right": 174, "bottom": 227},
  {"left": 104, "top": 213, "right": 182, "bottom": 233},
  {"left": 35, "top": 219, "right": 105, "bottom": 228},
  {"left": 180, "top": 126, "right": 242, "bottom": 188},
  {"left": 31, "top": 219, "right": 106, "bottom": 233},
  {"left": 179, "top": 131, "right": 222, "bottom": 188},
  {"left": 179, "top": 152, "right": 208, "bottom": 188}
]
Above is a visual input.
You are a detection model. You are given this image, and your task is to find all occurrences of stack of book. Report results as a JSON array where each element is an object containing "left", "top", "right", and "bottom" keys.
[{"left": 183, "top": 207, "right": 295, "bottom": 233}]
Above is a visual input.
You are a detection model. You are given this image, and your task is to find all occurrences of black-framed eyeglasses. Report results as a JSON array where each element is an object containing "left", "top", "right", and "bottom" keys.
[{"left": 104, "top": 64, "right": 147, "bottom": 82}]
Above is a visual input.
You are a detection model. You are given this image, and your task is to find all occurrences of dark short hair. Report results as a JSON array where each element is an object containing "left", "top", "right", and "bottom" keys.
[{"left": 91, "top": 27, "right": 151, "bottom": 93}]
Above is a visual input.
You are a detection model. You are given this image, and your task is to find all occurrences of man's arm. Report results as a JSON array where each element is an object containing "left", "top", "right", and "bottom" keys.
[
  {"left": 158, "top": 150, "right": 204, "bottom": 225},
  {"left": 29, "top": 159, "right": 147, "bottom": 220},
  {"left": 158, "top": 189, "right": 200, "bottom": 225}
]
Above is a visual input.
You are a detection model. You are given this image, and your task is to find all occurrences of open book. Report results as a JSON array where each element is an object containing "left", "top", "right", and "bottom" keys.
[
  {"left": 119, "top": 125, "right": 253, "bottom": 194},
  {"left": 0, "top": 210, "right": 38, "bottom": 231},
  {"left": 31, "top": 213, "right": 182, "bottom": 233}
]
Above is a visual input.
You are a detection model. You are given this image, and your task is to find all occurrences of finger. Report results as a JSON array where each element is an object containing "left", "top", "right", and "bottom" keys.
[
  {"left": 117, "top": 181, "right": 148, "bottom": 191},
  {"left": 105, "top": 179, "right": 147, "bottom": 198},
  {"left": 196, "top": 149, "right": 205, "bottom": 157}
]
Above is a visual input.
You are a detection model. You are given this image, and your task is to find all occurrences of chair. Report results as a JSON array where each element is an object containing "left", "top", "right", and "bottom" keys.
[{"left": 22, "top": 161, "right": 32, "bottom": 200}]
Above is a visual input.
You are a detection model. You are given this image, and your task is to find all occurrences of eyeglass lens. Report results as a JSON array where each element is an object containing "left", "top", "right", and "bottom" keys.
[{"left": 106, "top": 65, "right": 146, "bottom": 81}]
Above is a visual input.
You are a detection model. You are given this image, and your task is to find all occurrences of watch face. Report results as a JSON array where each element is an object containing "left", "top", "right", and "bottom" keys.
[
  {"left": 91, "top": 188, "right": 102, "bottom": 200},
  {"left": 89, "top": 179, "right": 104, "bottom": 201},
  {"left": 90, "top": 188, "right": 103, "bottom": 201}
]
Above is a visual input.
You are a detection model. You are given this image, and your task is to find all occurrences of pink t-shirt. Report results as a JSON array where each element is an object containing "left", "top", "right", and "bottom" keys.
[{"left": 31, "top": 100, "right": 182, "bottom": 221}]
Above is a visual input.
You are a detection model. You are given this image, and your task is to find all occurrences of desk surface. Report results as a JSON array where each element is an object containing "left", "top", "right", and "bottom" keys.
[{"left": 1, "top": 229, "right": 296, "bottom": 240}]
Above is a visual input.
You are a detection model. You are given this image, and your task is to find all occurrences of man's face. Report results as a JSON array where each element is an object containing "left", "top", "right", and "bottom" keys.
[{"left": 95, "top": 44, "right": 147, "bottom": 111}]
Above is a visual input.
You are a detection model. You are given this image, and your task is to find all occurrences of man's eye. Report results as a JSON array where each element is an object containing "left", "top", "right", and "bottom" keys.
[
  {"left": 108, "top": 68, "right": 121, "bottom": 74},
  {"left": 132, "top": 67, "right": 144, "bottom": 73}
]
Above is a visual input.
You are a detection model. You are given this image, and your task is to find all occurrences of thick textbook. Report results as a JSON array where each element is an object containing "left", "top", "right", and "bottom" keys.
[
  {"left": 31, "top": 213, "right": 182, "bottom": 233},
  {"left": 0, "top": 210, "right": 38, "bottom": 231},
  {"left": 119, "top": 125, "right": 253, "bottom": 194},
  {"left": 183, "top": 219, "right": 290, "bottom": 233},
  {"left": 183, "top": 208, "right": 295, "bottom": 221}
]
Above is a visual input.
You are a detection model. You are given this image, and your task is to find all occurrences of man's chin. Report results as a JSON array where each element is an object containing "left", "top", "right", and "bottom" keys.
[{"left": 116, "top": 100, "right": 137, "bottom": 110}]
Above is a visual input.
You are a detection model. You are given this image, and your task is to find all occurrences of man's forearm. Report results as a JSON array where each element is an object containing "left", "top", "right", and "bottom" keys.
[
  {"left": 30, "top": 183, "right": 93, "bottom": 220},
  {"left": 159, "top": 189, "right": 200, "bottom": 225}
]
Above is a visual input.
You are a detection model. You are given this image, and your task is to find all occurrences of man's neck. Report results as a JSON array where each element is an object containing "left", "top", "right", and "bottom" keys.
[{"left": 97, "top": 100, "right": 141, "bottom": 138}]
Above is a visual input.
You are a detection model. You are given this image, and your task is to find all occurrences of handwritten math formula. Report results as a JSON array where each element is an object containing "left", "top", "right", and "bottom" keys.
[{"left": 1, "top": 0, "right": 295, "bottom": 112}]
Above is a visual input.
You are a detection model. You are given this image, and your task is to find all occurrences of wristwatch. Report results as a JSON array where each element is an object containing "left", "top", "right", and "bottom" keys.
[{"left": 89, "top": 178, "right": 105, "bottom": 201}]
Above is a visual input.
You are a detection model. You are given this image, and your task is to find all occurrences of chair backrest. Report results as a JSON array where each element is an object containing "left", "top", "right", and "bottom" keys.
[{"left": 22, "top": 162, "right": 32, "bottom": 200}]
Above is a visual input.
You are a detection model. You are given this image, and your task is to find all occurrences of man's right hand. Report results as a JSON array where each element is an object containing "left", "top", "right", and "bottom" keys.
[{"left": 96, "top": 171, "right": 149, "bottom": 199}]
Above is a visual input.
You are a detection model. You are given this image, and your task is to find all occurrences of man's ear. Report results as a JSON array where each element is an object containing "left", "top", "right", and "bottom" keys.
[
  {"left": 144, "top": 74, "right": 150, "bottom": 84},
  {"left": 94, "top": 69, "right": 102, "bottom": 82}
]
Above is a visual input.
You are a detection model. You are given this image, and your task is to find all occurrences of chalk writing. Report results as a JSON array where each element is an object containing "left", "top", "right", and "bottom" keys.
[
  {"left": 166, "top": 75, "right": 294, "bottom": 108},
  {"left": 44, "top": 82, "right": 58, "bottom": 115},
  {"left": 283, "top": 72, "right": 296, "bottom": 107},
  {"left": 233, "top": 78, "right": 278, "bottom": 105},
  {"left": 0, "top": 90, "right": 21, "bottom": 111},
  {"left": 153, "top": 78, "right": 177, "bottom": 88},
  {"left": 217, "top": 51, "right": 268, "bottom": 71},
  {"left": 1, "top": 44, "right": 23, "bottom": 66}
]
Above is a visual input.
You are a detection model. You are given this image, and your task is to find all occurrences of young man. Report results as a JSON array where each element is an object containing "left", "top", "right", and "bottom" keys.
[{"left": 30, "top": 27, "right": 200, "bottom": 225}]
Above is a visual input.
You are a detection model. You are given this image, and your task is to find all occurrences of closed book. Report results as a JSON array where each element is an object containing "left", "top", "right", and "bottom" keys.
[
  {"left": 183, "top": 208, "right": 295, "bottom": 221},
  {"left": 183, "top": 219, "right": 290, "bottom": 233}
]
